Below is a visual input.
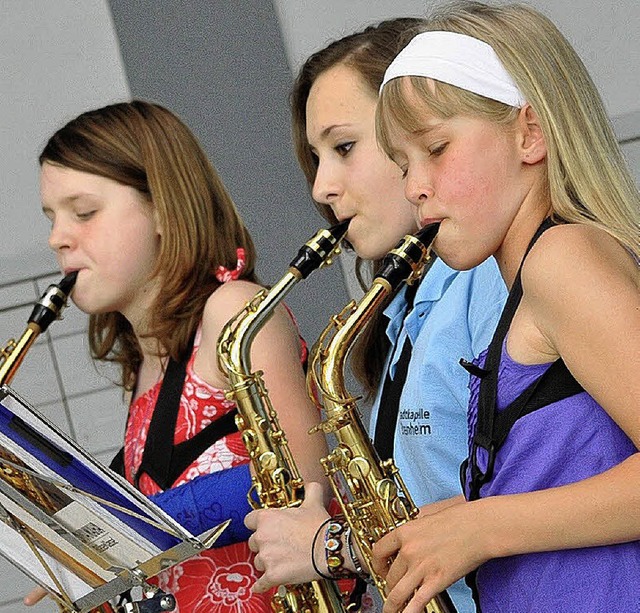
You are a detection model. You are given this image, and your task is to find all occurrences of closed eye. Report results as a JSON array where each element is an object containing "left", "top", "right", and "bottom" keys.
[
  {"left": 76, "top": 210, "right": 97, "bottom": 220},
  {"left": 429, "top": 142, "right": 448, "bottom": 157},
  {"left": 335, "top": 142, "right": 354, "bottom": 157}
]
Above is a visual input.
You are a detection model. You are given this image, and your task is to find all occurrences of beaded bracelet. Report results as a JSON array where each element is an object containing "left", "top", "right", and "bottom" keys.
[
  {"left": 324, "top": 516, "right": 353, "bottom": 580},
  {"left": 311, "top": 518, "right": 334, "bottom": 581}
]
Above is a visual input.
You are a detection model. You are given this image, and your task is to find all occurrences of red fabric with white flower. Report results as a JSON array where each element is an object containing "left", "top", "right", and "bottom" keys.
[{"left": 124, "top": 324, "right": 275, "bottom": 612}]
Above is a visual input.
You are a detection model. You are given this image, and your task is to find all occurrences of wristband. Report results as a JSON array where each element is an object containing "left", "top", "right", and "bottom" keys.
[
  {"left": 311, "top": 518, "right": 334, "bottom": 580},
  {"left": 324, "top": 516, "right": 352, "bottom": 580}
]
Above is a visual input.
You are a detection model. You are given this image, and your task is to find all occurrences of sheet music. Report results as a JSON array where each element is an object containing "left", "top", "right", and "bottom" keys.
[{"left": 0, "top": 385, "right": 224, "bottom": 611}]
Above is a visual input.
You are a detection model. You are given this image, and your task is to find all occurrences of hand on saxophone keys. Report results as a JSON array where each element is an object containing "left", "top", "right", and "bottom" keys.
[
  {"left": 245, "top": 482, "right": 332, "bottom": 592},
  {"left": 370, "top": 496, "right": 485, "bottom": 613}
]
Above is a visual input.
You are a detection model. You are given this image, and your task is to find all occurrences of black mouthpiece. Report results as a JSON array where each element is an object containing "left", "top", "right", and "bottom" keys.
[
  {"left": 328, "top": 218, "right": 351, "bottom": 239},
  {"left": 58, "top": 271, "right": 79, "bottom": 295},
  {"left": 375, "top": 222, "right": 440, "bottom": 291},
  {"left": 414, "top": 221, "right": 441, "bottom": 248},
  {"left": 290, "top": 219, "right": 350, "bottom": 279},
  {"left": 28, "top": 272, "right": 78, "bottom": 331}
]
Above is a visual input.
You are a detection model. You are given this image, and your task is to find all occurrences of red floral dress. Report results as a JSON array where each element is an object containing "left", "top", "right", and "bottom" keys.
[{"left": 124, "top": 324, "right": 279, "bottom": 612}]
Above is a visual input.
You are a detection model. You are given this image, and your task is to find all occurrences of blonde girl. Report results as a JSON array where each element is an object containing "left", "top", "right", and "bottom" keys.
[{"left": 372, "top": 2, "right": 640, "bottom": 612}]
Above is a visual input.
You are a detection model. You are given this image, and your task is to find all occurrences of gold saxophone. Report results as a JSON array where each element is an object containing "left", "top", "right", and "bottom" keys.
[
  {"left": 216, "top": 222, "right": 349, "bottom": 613},
  {"left": 1, "top": 272, "right": 77, "bottom": 387},
  {"left": 0, "top": 273, "right": 118, "bottom": 612},
  {"left": 308, "top": 223, "right": 457, "bottom": 613}
]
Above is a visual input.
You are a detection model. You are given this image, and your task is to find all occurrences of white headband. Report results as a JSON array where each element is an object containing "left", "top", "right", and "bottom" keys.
[{"left": 381, "top": 31, "right": 526, "bottom": 108}]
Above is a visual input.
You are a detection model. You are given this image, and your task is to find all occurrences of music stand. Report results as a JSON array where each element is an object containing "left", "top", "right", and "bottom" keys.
[{"left": 0, "top": 385, "right": 228, "bottom": 612}]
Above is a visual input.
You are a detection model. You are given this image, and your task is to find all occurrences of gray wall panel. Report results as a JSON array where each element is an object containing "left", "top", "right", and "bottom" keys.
[{"left": 107, "top": 0, "right": 349, "bottom": 344}]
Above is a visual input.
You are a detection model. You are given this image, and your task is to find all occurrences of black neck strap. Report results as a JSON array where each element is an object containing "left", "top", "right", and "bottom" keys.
[
  {"left": 462, "top": 218, "right": 583, "bottom": 501},
  {"left": 373, "top": 280, "right": 420, "bottom": 460},
  {"left": 134, "top": 339, "right": 238, "bottom": 490}
]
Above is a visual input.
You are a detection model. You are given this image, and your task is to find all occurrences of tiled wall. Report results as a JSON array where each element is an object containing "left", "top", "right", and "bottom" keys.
[{"left": 0, "top": 271, "right": 126, "bottom": 612}]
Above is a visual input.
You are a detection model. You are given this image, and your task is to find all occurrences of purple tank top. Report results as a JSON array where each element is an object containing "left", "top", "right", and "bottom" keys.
[{"left": 465, "top": 339, "right": 640, "bottom": 612}]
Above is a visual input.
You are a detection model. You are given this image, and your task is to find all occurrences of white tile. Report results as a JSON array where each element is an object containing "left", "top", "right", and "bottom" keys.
[
  {"left": 6, "top": 341, "right": 61, "bottom": 407},
  {"left": 92, "top": 445, "right": 123, "bottom": 469},
  {"left": 0, "top": 599, "right": 52, "bottom": 613},
  {"left": 52, "top": 335, "right": 119, "bottom": 397},
  {"left": 0, "top": 280, "right": 38, "bottom": 310},
  {"left": 0, "top": 556, "right": 51, "bottom": 612},
  {"left": 67, "top": 388, "right": 128, "bottom": 455},
  {"left": 33, "top": 401, "right": 73, "bottom": 438},
  {"left": 33, "top": 275, "right": 60, "bottom": 293},
  {"left": 47, "top": 304, "right": 88, "bottom": 339},
  {"left": 0, "top": 305, "right": 36, "bottom": 355}
]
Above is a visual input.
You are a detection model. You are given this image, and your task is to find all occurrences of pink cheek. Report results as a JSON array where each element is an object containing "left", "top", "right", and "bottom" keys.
[{"left": 440, "top": 159, "right": 494, "bottom": 210}]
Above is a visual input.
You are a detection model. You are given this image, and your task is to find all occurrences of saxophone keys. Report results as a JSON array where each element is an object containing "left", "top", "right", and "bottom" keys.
[
  {"left": 259, "top": 451, "right": 278, "bottom": 471},
  {"left": 347, "top": 456, "right": 370, "bottom": 479},
  {"left": 1, "top": 340, "right": 17, "bottom": 360},
  {"left": 391, "top": 496, "right": 414, "bottom": 522},
  {"left": 376, "top": 479, "right": 398, "bottom": 503}
]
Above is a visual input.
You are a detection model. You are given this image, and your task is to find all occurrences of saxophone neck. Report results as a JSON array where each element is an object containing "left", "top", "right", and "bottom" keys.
[
  {"left": 0, "top": 272, "right": 77, "bottom": 387},
  {"left": 316, "top": 280, "right": 390, "bottom": 408},
  {"left": 311, "top": 223, "right": 440, "bottom": 421},
  {"left": 217, "top": 271, "right": 298, "bottom": 379},
  {"left": 218, "top": 222, "right": 349, "bottom": 379}
]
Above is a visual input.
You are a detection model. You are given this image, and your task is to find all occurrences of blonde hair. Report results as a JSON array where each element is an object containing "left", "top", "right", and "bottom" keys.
[
  {"left": 378, "top": 1, "right": 640, "bottom": 258},
  {"left": 40, "top": 100, "right": 258, "bottom": 389}
]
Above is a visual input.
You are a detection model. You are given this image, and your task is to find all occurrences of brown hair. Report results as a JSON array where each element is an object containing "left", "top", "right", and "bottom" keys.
[
  {"left": 291, "top": 17, "right": 425, "bottom": 396},
  {"left": 40, "top": 100, "right": 258, "bottom": 389}
]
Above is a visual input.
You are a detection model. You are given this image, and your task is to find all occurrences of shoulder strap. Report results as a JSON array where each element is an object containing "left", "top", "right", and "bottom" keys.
[
  {"left": 464, "top": 218, "right": 583, "bottom": 501},
  {"left": 462, "top": 218, "right": 584, "bottom": 611},
  {"left": 373, "top": 280, "right": 419, "bottom": 459},
  {"left": 135, "top": 339, "right": 238, "bottom": 491}
]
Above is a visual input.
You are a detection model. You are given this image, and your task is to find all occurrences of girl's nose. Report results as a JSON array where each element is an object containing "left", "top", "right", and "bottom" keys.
[
  {"left": 404, "top": 171, "right": 434, "bottom": 207},
  {"left": 48, "top": 217, "right": 73, "bottom": 252},
  {"left": 311, "top": 158, "right": 342, "bottom": 205}
]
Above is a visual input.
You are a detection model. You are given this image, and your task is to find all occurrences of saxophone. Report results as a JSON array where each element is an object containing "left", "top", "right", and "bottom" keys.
[
  {"left": 217, "top": 222, "right": 349, "bottom": 613},
  {"left": 308, "top": 223, "right": 457, "bottom": 613},
  {"left": 0, "top": 271, "right": 77, "bottom": 386},
  {"left": 0, "top": 274, "right": 187, "bottom": 613},
  {"left": 0, "top": 272, "right": 117, "bottom": 612}
]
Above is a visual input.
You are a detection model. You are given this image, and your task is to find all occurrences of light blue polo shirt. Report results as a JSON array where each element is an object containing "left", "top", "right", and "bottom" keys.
[{"left": 369, "top": 256, "right": 507, "bottom": 613}]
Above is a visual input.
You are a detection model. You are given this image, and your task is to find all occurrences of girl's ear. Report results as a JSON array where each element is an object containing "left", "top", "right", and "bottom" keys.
[{"left": 517, "top": 103, "right": 547, "bottom": 165}]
